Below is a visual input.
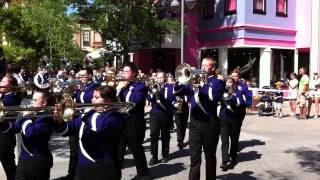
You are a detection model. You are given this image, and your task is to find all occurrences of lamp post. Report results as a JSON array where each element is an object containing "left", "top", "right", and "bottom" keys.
[{"left": 170, "top": 0, "right": 197, "bottom": 64}]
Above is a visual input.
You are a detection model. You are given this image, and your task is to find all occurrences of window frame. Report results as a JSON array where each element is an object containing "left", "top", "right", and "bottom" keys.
[
  {"left": 225, "top": 0, "right": 237, "bottom": 15},
  {"left": 276, "top": 0, "right": 288, "bottom": 17},
  {"left": 203, "top": 0, "right": 215, "bottom": 19},
  {"left": 253, "top": 0, "right": 266, "bottom": 15},
  {"left": 82, "top": 30, "right": 90, "bottom": 46}
]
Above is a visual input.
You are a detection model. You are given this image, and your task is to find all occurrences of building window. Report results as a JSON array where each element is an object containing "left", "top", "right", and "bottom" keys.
[
  {"left": 83, "top": 31, "right": 90, "bottom": 46},
  {"left": 203, "top": 0, "right": 214, "bottom": 19},
  {"left": 276, "top": 0, "right": 288, "bottom": 17},
  {"left": 225, "top": 0, "right": 236, "bottom": 15},
  {"left": 253, "top": 0, "right": 266, "bottom": 14}
]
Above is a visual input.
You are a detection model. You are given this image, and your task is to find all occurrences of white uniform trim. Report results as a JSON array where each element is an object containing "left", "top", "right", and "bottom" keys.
[
  {"left": 22, "top": 119, "right": 32, "bottom": 135},
  {"left": 164, "top": 87, "right": 168, "bottom": 100},
  {"left": 21, "top": 139, "right": 33, "bottom": 157},
  {"left": 242, "top": 94, "right": 247, "bottom": 103},
  {"left": 79, "top": 122, "right": 95, "bottom": 162},
  {"left": 90, "top": 112, "right": 100, "bottom": 132},
  {"left": 55, "top": 124, "right": 69, "bottom": 136},
  {"left": 208, "top": 86, "right": 213, "bottom": 101},
  {"left": 194, "top": 92, "right": 208, "bottom": 115},
  {"left": 80, "top": 92, "right": 85, "bottom": 103},
  {"left": 125, "top": 86, "right": 134, "bottom": 102},
  {"left": 2, "top": 122, "right": 12, "bottom": 133}
]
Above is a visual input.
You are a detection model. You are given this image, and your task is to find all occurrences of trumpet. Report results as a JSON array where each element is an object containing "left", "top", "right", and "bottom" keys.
[
  {"left": 51, "top": 79, "right": 83, "bottom": 94},
  {"left": 175, "top": 63, "right": 207, "bottom": 87},
  {"left": 0, "top": 94, "right": 135, "bottom": 122},
  {"left": 222, "top": 86, "right": 235, "bottom": 101},
  {"left": 103, "top": 74, "right": 149, "bottom": 87}
]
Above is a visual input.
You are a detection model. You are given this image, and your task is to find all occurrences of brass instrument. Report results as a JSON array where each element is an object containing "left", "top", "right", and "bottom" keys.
[
  {"left": 147, "top": 78, "right": 161, "bottom": 95},
  {"left": 175, "top": 63, "right": 207, "bottom": 87},
  {"left": 51, "top": 80, "right": 83, "bottom": 94},
  {"left": 222, "top": 86, "right": 235, "bottom": 101},
  {"left": 176, "top": 96, "right": 183, "bottom": 113},
  {"left": 0, "top": 94, "right": 135, "bottom": 122},
  {"left": 103, "top": 74, "right": 148, "bottom": 87}
]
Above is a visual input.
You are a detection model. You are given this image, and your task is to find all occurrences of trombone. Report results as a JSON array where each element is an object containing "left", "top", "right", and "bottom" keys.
[{"left": 0, "top": 94, "right": 135, "bottom": 122}]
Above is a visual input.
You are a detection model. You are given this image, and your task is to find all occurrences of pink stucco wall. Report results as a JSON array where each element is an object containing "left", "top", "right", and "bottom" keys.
[
  {"left": 184, "top": 9, "right": 199, "bottom": 67},
  {"left": 296, "top": 0, "right": 311, "bottom": 48}
]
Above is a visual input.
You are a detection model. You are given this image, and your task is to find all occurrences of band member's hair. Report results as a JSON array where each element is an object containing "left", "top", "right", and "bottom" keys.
[
  {"left": 5, "top": 75, "right": 18, "bottom": 87},
  {"left": 94, "top": 86, "right": 117, "bottom": 102},
  {"left": 35, "top": 90, "right": 55, "bottom": 106},
  {"left": 202, "top": 56, "right": 217, "bottom": 69},
  {"left": 231, "top": 68, "right": 241, "bottom": 76},
  {"left": 81, "top": 67, "right": 93, "bottom": 76},
  {"left": 123, "top": 62, "right": 138, "bottom": 77}
]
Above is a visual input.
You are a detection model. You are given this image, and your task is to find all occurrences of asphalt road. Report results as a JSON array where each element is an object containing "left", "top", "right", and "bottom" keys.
[{"left": 1, "top": 103, "right": 320, "bottom": 180}]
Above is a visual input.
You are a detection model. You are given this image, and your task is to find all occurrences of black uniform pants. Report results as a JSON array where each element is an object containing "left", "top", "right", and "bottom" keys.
[
  {"left": 189, "top": 115, "right": 220, "bottom": 180},
  {"left": 77, "top": 160, "right": 121, "bottom": 180},
  {"left": 0, "top": 133, "right": 16, "bottom": 180},
  {"left": 174, "top": 110, "right": 188, "bottom": 143},
  {"left": 220, "top": 114, "right": 241, "bottom": 163},
  {"left": 149, "top": 111, "right": 172, "bottom": 157},
  {"left": 15, "top": 155, "right": 52, "bottom": 180},
  {"left": 68, "top": 135, "right": 79, "bottom": 178},
  {"left": 119, "top": 116, "right": 149, "bottom": 176}
]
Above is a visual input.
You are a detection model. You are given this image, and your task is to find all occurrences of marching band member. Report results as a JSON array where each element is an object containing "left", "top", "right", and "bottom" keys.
[
  {"left": 173, "top": 92, "right": 190, "bottom": 150},
  {"left": 0, "top": 90, "right": 53, "bottom": 180},
  {"left": 147, "top": 71, "right": 175, "bottom": 165},
  {"left": 34, "top": 67, "right": 50, "bottom": 89},
  {"left": 62, "top": 67, "right": 99, "bottom": 180},
  {"left": 18, "top": 66, "right": 31, "bottom": 84},
  {"left": 117, "top": 62, "right": 150, "bottom": 178},
  {"left": 0, "top": 75, "right": 22, "bottom": 180},
  {"left": 230, "top": 69, "right": 252, "bottom": 165},
  {"left": 54, "top": 86, "right": 127, "bottom": 180},
  {"left": 174, "top": 57, "right": 225, "bottom": 180},
  {"left": 219, "top": 77, "right": 245, "bottom": 171}
]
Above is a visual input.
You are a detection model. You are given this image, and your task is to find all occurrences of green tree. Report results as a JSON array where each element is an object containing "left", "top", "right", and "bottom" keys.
[
  {"left": 68, "top": 0, "right": 180, "bottom": 62},
  {"left": 0, "top": 0, "right": 82, "bottom": 68}
]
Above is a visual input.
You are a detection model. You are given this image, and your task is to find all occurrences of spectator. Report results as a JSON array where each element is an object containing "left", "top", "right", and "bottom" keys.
[
  {"left": 298, "top": 67, "right": 309, "bottom": 119},
  {"left": 274, "top": 81, "right": 284, "bottom": 118},
  {"left": 288, "top": 73, "right": 299, "bottom": 117},
  {"left": 308, "top": 72, "right": 320, "bottom": 118}
]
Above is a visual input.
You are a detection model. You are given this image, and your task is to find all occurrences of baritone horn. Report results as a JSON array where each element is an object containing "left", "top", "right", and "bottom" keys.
[{"left": 175, "top": 63, "right": 207, "bottom": 87}]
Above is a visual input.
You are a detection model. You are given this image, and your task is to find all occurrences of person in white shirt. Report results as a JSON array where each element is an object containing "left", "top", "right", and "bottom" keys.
[
  {"left": 288, "top": 73, "right": 299, "bottom": 117},
  {"left": 309, "top": 72, "right": 320, "bottom": 118}
]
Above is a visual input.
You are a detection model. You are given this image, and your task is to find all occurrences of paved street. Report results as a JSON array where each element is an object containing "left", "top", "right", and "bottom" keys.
[{"left": 1, "top": 103, "right": 320, "bottom": 179}]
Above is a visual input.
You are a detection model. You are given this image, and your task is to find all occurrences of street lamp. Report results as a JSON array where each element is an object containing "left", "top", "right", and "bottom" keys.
[{"left": 170, "top": 0, "right": 197, "bottom": 64}]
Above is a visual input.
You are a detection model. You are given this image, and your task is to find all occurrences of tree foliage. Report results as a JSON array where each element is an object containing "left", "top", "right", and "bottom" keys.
[
  {"left": 68, "top": 0, "right": 180, "bottom": 61},
  {"left": 0, "top": 0, "right": 82, "bottom": 68}
]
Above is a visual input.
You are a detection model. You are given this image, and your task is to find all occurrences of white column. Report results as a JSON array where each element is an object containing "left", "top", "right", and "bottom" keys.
[
  {"left": 113, "top": 56, "right": 117, "bottom": 68},
  {"left": 218, "top": 48, "right": 228, "bottom": 78},
  {"left": 128, "top": 53, "right": 134, "bottom": 62},
  {"left": 259, "top": 48, "right": 272, "bottom": 88},
  {"left": 310, "top": 0, "right": 320, "bottom": 76},
  {"left": 280, "top": 52, "right": 284, "bottom": 80},
  {"left": 294, "top": 49, "right": 299, "bottom": 74}
]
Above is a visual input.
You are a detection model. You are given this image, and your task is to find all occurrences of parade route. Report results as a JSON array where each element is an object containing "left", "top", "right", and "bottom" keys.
[{"left": 1, "top": 102, "right": 320, "bottom": 180}]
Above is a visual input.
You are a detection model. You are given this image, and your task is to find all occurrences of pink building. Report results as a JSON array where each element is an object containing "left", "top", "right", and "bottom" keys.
[{"left": 133, "top": 0, "right": 317, "bottom": 87}]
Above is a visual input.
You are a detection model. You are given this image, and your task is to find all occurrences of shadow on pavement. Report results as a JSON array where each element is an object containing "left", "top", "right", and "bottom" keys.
[
  {"left": 285, "top": 147, "right": 320, "bottom": 175},
  {"left": 169, "top": 149, "right": 189, "bottom": 160},
  {"left": 238, "top": 139, "right": 266, "bottom": 152},
  {"left": 262, "top": 170, "right": 297, "bottom": 180},
  {"left": 217, "top": 171, "right": 257, "bottom": 180},
  {"left": 49, "top": 136, "right": 70, "bottom": 159},
  {"left": 238, "top": 151, "right": 262, "bottom": 163},
  {"left": 147, "top": 163, "right": 186, "bottom": 179}
]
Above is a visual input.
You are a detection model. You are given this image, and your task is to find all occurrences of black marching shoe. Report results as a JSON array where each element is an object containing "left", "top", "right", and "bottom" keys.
[
  {"left": 161, "top": 156, "right": 169, "bottom": 163},
  {"left": 228, "top": 158, "right": 238, "bottom": 169},
  {"left": 220, "top": 163, "right": 228, "bottom": 171},
  {"left": 148, "top": 156, "right": 160, "bottom": 166}
]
